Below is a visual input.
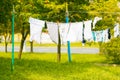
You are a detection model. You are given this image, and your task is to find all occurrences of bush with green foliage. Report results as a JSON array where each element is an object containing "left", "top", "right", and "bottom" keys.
[{"left": 100, "top": 37, "right": 120, "bottom": 64}]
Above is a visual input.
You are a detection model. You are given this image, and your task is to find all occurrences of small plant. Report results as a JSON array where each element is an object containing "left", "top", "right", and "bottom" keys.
[{"left": 100, "top": 37, "right": 120, "bottom": 64}]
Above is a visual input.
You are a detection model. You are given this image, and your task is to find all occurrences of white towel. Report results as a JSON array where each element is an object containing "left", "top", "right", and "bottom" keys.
[
  {"left": 29, "top": 17, "right": 45, "bottom": 43},
  {"left": 102, "top": 29, "right": 109, "bottom": 42},
  {"left": 29, "top": 17, "right": 45, "bottom": 26},
  {"left": 41, "top": 33, "right": 53, "bottom": 43},
  {"left": 59, "top": 23, "right": 69, "bottom": 44},
  {"left": 66, "top": 22, "right": 83, "bottom": 42},
  {"left": 47, "top": 22, "right": 59, "bottom": 44},
  {"left": 84, "top": 20, "right": 93, "bottom": 41},
  {"left": 47, "top": 22, "right": 84, "bottom": 44},
  {"left": 59, "top": 22, "right": 83, "bottom": 43}
]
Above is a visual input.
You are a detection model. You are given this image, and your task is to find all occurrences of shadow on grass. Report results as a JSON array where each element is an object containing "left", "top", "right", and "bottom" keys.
[
  {"left": 0, "top": 56, "right": 96, "bottom": 80},
  {"left": 2, "top": 53, "right": 117, "bottom": 80},
  {"left": 0, "top": 57, "right": 29, "bottom": 80}
]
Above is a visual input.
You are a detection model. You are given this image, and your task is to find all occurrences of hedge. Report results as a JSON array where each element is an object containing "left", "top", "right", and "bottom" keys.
[{"left": 100, "top": 37, "right": 120, "bottom": 64}]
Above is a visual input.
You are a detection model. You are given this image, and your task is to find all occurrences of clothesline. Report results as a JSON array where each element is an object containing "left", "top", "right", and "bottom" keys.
[
  {"left": 68, "top": 11, "right": 120, "bottom": 14},
  {"left": 29, "top": 17, "right": 120, "bottom": 44},
  {"left": 29, "top": 17, "right": 101, "bottom": 44}
]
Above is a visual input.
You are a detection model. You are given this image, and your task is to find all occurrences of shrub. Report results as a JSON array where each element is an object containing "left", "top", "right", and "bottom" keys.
[{"left": 100, "top": 37, "right": 120, "bottom": 64}]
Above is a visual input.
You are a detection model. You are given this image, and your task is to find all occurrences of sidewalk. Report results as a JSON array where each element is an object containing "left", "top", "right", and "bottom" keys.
[{"left": 0, "top": 46, "right": 99, "bottom": 54}]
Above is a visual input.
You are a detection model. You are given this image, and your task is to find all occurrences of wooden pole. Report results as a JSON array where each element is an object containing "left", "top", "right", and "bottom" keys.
[{"left": 57, "top": 22, "right": 61, "bottom": 62}]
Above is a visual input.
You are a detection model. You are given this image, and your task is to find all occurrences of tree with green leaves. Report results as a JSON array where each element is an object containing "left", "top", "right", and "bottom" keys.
[
  {"left": 1, "top": 0, "right": 119, "bottom": 60},
  {"left": 0, "top": 0, "right": 13, "bottom": 52},
  {"left": 15, "top": 0, "right": 34, "bottom": 59},
  {"left": 83, "top": 0, "right": 120, "bottom": 30}
]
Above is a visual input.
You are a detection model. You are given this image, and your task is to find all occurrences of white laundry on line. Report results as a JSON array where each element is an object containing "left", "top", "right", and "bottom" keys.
[
  {"left": 92, "top": 29, "right": 109, "bottom": 42},
  {"left": 102, "top": 29, "right": 109, "bottom": 42},
  {"left": 66, "top": 22, "right": 83, "bottom": 42},
  {"left": 94, "top": 30, "right": 103, "bottom": 42},
  {"left": 47, "top": 22, "right": 59, "bottom": 44},
  {"left": 114, "top": 23, "right": 119, "bottom": 38},
  {"left": 47, "top": 22, "right": 84, "bottom": 44},
  {"left": 84, "top": 20, "right": 93, "bottom": 41},
  {"left": 29, "top": 17, "right": 45, "bottom": 43},
  {"left": 59, "top": 23, "right": 70, "bottom": 44}
]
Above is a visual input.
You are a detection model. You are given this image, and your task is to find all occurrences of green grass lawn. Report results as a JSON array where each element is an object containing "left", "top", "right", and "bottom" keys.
[{"left": 0, "top": 53, "right": 120, "bottom": 80}]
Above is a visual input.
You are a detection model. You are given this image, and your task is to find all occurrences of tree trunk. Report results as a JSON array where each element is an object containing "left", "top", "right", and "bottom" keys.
[
  {"left": 5, "top": 42, "right": 8, "bottom": 53},
  {"left": 57, "top": 23, "right": 61, "bottom": 62},
  {"left": 18, "top": 39, "right": 24, "bottom": 59},
  {"left": 4, "top": 32, "right": 8, "bottom": 53},
  {"left": 30, "top": 41, "right": 33, "bottom": 52},
  {"left": 57, "top": 43, "right": 61, "bottom": 62},
  {"left": 18, "top": 27, "right": 29, "bottom": 59},
  {"left": 4, "top": 33, "right": 11, "bottom": 53}
]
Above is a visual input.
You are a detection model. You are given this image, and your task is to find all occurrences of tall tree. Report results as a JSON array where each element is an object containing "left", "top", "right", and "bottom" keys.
[
  {"left": 2, "top": 0, "right": 118, "bottom": 59},
  {"left": 83, "top": 0, "right": 120, "bottom": 30},
  {"left": 15, "top": 0, "right": 33, "bottom": 59},
  {"left": 0, "top": 0, "right": 13, "bottom": 52}
]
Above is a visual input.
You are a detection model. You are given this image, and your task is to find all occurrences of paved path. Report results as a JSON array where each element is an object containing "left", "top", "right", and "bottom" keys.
[{"left": 0, "top": 46, "right": 99, "bottom": 54}]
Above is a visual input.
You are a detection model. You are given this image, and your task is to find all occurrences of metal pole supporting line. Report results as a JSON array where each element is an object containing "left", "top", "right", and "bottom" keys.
[
  {"left": 11, "top": 5, "right": 15, "bottom": 71},
  {"left": 66, "top": 1, "right": 71, "bottom": 62}
]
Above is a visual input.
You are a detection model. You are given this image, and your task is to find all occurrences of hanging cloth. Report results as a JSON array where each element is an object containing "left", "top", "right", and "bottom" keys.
[
  {"left": 84, "top": 20, "right": 93, "bottom": 41},
  {"left": 102, "top": 29, "right": 108, "bottom": 42},
  {"left": 92, "top": 31, "right": 96, "bottom": 41},
  {"left": 95, "top": 30, "right": 103, "bottom": 42},
  {"left": 59, "top": 23, "right": 70, "bottom": 44},
  {"left": 66, "top": 22, "right": 83, "bottom": 42},
  {"left": 114, "top": 23, "right": 119, "bottom": 37},
  {"left": 47, "top": 22, "right": 59, "bottom": 44},
  {"left": 29, "top": 17, "right": 45, "bottom": 43}
]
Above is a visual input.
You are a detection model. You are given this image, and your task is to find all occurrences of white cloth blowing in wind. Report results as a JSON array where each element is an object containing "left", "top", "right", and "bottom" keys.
[
  {"left": 29, "top": 17, "right": 45, "bottom": 43},
  {"left": 47, "top": 22, "right": 59, "bottom": 44},
  {"left": 59, "top": 23, "right": 69, "bottom": 44},
  {"left": 47, "top": 22, "right": 83, "bottom": 44},
  {"left": 84, "top": 20, "right": 93, "bottom": 41},
  {"left": 59, "top": 22, "right": 83, "bottom": 44},
  {"left": 66, "top": 22, "right": 83, "bottom": 42}
]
